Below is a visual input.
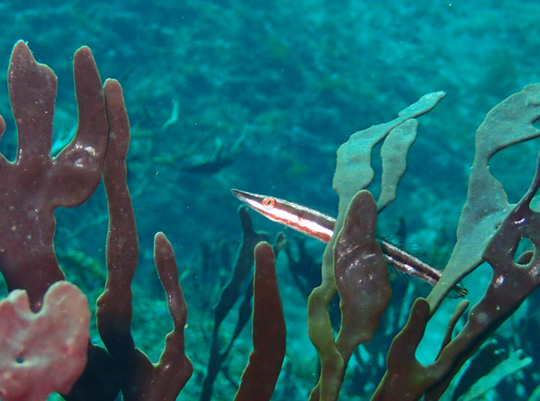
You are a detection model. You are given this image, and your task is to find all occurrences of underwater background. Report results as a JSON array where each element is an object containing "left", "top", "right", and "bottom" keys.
[{"left": 1, "top": 0, "right": 540, "bottom": 400}]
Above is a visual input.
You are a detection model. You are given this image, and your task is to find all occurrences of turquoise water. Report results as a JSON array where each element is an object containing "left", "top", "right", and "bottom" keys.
[{"left": 0, "top": 1, "right": 539, "bottom": 400}]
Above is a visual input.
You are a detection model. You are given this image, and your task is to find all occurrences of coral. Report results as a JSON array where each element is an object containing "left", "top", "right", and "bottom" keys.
[
  {"left": 0, "top": 41, "right": 108, "bottom": 311},
  {"left": 0, "top": 281, "right": 90, "bottom": 401},
  {"left": 233, "top": 242, "right": 286, "bottom": 401},
  {"left": 0, "top": 41, "right": 285, "bottom": 401},
  {"left": 456, "top": 349, "right": 531, "bottom": 401},
  {"left": 199, "top": 207, "right": 269, "bottom": 401},
  {"left": 95, "top": 77, "right": 193, "bottom": 401},
  {"left": 305, "top": 91, "right": 446, "bottom": 401},
  {"left": 0, "top": 41, "right": 193, "bottom": 401}
]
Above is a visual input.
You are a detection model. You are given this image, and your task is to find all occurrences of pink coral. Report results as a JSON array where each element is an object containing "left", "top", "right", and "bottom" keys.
[{"left": 0, "top": 281, "right": 90, "bottom": 401}]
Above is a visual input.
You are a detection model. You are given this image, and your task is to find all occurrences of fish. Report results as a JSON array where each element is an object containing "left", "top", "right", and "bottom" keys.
[{"left": 232, "top": 189, "right": 467, "bottom": 297}]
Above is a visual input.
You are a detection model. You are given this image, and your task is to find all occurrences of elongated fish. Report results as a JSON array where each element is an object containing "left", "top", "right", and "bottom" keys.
[{"left": 232, "top": 189, "right": 466, "bottom": 296}]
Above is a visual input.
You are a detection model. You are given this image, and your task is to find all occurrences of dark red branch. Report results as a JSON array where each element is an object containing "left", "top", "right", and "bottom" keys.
[{"left": 0, "top": 41, "right": 108, "bottom": 310}]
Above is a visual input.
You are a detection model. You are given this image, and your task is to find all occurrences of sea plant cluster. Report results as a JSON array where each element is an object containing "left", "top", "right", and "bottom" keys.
[{"left": 0, "top": 41, "right": 539, "bottom": 401}]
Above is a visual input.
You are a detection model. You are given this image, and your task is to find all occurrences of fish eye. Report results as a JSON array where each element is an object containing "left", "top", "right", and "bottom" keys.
[{"left": 262, "top": 197, "right": 276, "bottom": 209}]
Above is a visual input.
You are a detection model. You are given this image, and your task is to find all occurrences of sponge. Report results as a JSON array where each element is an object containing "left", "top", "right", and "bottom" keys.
[{"left": 0, "top": 281, "right": 90, "bottom": 401}]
